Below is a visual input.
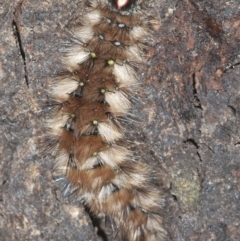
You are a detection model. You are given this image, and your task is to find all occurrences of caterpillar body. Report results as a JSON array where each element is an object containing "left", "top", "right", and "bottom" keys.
[{"left": 47, "top": 0, "right": 166, "bottom": 240}]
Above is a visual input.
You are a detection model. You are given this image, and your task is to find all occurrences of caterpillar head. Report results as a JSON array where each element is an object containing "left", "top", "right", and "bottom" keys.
[{"left": 111, "top": 0, "right": 136, "bottom": 10}]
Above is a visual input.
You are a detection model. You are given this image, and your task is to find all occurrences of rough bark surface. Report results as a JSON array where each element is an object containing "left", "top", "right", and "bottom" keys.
[{"left": 0, "top": 0, "right": 239, "bottom": 241}]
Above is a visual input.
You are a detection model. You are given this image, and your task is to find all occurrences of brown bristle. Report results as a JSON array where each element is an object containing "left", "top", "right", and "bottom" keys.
[
  {"left": 67, "top": 165, "right": 116, "bottom": 192},
  {"left": 74, "top": 136, "right": 105, "bottom": 164},
  {"left": 102, "top": 188, "right": 134, "bottom": 213},
  {"left": 127, "top": 208, "right": 147, "bottom": 228}
]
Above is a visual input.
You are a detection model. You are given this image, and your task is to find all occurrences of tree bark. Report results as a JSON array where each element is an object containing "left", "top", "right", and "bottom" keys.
[{"left": 0, "top": 0, "right": 239, "bottom": 240}]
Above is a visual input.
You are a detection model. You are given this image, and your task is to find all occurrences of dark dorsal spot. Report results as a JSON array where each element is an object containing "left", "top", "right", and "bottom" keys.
[
  {"left": 73, "top": 91, "right": 83, "bottom": 98},
  {"left": 65, "top": 122, "right": 74, "bottom": 132},
  {"left": 111, "top": 183, "right": 120, "bottom": 193},
  {"left": 93, "top": 159, "right": 104, "bottom": 169},
  {"left": 68, "top": 153, "right": 77, "bottom": 169}
]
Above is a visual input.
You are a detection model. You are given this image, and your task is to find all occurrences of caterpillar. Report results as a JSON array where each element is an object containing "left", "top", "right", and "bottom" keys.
[{"left": 46, "top": 0, "right": 167, "bottom": 240}]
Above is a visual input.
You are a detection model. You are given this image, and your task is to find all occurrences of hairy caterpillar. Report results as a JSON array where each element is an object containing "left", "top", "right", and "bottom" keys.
[{"left": 46, "top": 0, "right": 167, "bottom": 240}]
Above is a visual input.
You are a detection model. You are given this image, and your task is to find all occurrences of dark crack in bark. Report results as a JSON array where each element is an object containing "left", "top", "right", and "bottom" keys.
[
  {"left": 13, "top": 2, "right": 29, "bottom": 87},
  {"left": 184, "top": 138, "right": 203, "bottom": 162},
  {"left": 224, "top": 61, "right": 240, "bottom": 73}
]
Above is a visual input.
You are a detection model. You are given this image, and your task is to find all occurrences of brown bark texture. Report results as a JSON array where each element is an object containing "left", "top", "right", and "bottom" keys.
[{"left": 0, "top": 0, "right": 240, "bottom": 240}]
